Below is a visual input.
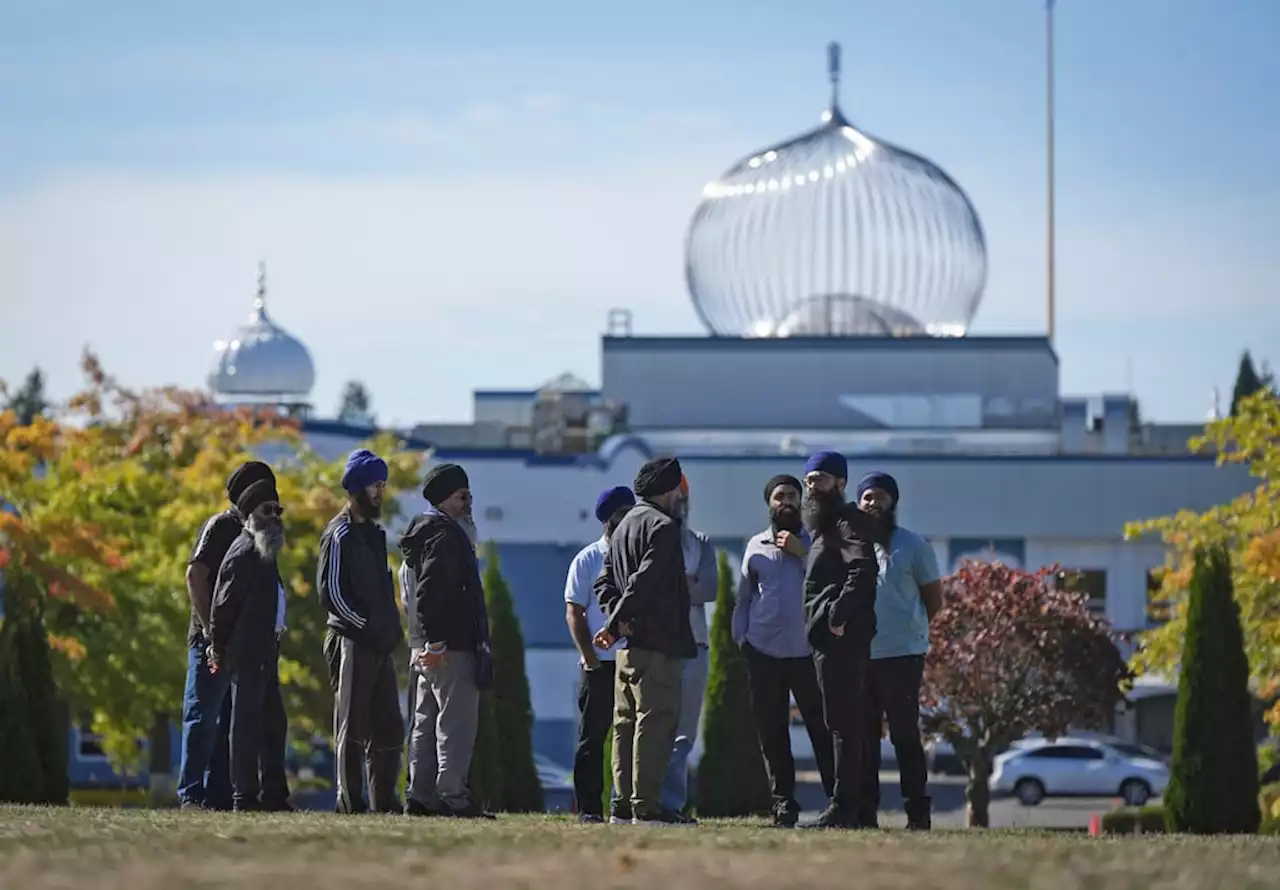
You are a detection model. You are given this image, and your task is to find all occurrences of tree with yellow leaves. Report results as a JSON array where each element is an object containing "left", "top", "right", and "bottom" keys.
[
  {"left": 0, "top": 353, "right": 422, "bottom": 778},
  {"left": 1126, "top": 389, "right": 1280, "bottom": 728}
]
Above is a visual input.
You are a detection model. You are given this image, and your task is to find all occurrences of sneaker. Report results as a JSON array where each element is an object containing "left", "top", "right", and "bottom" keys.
[
  {"left": 609, "top": 803, "right": 633, "bottom": 825},
  {"left": 632, "top": 810, "right": 690, "bottom": 827},
  {"left": 232, "top": 799, "right": 262, "bottom": 813},
  {"left": 443, "top": 800, "right": 496, "bottom": 820},
  {"left": 405, "top": 799, "right": 443, "bottom": 818},
  {"left": 801, "top": 803, "right": 858, "bottom": 830},
  {"left": 772, "top": 801, "right": 800, "bottom": 828},
  {"left": 179, "top": 799, "right": 203, "bottom": 812},
  {"left": 578, "top": 813, "right": 605, "bottom": 825}
]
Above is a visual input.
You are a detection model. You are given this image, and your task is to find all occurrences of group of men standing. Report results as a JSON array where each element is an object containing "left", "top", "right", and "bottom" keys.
[
  {"left": 564, "top": 450, "right": 942, "bottom": 829},
  {"left": 177, "top": 449, "right": 496, "bottom": 818}
]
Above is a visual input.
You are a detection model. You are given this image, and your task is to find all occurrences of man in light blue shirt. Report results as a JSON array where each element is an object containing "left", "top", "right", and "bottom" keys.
[
  {"left": 564, "top": 485, "right": 634, "bottom": 824},
  {"left": 733, "top": 473, "right": 835, "bottom": 827},
  {"left": 855, "top": 471, "right": 943, "bottom": 831}
]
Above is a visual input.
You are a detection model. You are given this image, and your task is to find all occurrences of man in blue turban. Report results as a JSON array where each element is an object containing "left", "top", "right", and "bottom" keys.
[{"left": 317, "top": 449, "right": 406, "bottom": 813}]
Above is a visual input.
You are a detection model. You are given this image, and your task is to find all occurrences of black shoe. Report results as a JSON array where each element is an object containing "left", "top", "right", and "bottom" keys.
[
  {"left": 772, "top": 801, "right": 800, "bottom": 828},
  {"left": 801, "top": 803, "right": 858, "bottom": 830},
  {"left": 905, "top": 797, "right": 932, "bottom": 831},
  {"left": 444, "top": 800, "right": 496, "bottom": 820},
  {"left": 232, "top": 799, "right": 262, "bottom": 813},
  {"left": 262, "top": 800, "right": 295, "bottom": 813},
  {"left": 856, "top": 810, "right": 880, "bottom": 830},
  {"left": 632, "top": 809, "right": 691, "bottom": 827},
  {"left": 179, "top": 800, "right": 203, "bottom": 812},
  {"left": 608, "top": 803, "right": 633, "bottom": 825},
  {"left": 405, "top": 799, "right": 443, "bottom": 817},
  {"left": 578, "top": 812, "right": 605, "bottom": 825}
]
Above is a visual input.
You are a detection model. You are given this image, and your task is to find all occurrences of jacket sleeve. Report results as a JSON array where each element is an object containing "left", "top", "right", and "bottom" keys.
[
  {"left": 397, "top": 560, "right": 414, "bottom": 615},
  {"left": 830, "top": 517, "right": 878, "bottom": 629},
  {"left": 415, "top": 528, "right": 461, "bottom": 647},
  {"left": 686, "top": 534, "right": 719, "bottom": 606},
  {"left": 209, "top": 552, "right": 247, "bottom": 658},
  {"left": 731, "top": 550, "right": 755, "bottom": 646},
  {"left": 606, "top": 521, "right": 681, "bottom": 635},
  {"left": 593, "top": 552, "right": 620, "bottom": 616},
  {"left": 317, "top": 525, "right": 369, "bottom": 638}
]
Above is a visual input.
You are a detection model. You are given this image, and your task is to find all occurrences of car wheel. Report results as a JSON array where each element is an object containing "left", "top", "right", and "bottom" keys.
[
  {"left": 1120, "top": 779, "right": 1151, "bottom": 807},
  {"left": 1014, "top": 778, "right": 1045, "bottom": 807}
]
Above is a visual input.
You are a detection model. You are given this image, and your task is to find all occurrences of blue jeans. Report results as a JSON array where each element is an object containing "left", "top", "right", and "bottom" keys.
[
  {"left": 661, "top": 645, "right": 709, "bottom": 813},
  {"left": 177, "top": 643, "right": 232, "bottom": 807}
]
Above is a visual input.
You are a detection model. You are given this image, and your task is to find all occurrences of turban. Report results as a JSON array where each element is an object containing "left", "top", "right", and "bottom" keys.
[
  {"left": 763, "top": 474, "right": 802, "bottom": 503},
  {"left": 422, "top": 463, "right": 469, "bottom": 506},
  {"left": 804, "top": 450, "right": 848, "bottom": 481},
  {"left": 594, "top": 486, "right": 635, "bottom": 523},
  {"left": 226, "top": 461, "right": 275, "bottom": 505},
  {"left": 856, "top": 471, "right": 900, "bottom": 506},
  {"left": 341, "top": 449, "right": 388, "bottom": 493},
  {"left": 634, "top": 457, "right": 683, "bottom": 498},
  {"left": 236, "top": 478, "right": 279, "bottom": 518}
]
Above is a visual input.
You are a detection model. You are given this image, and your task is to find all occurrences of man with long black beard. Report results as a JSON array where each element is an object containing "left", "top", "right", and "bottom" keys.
[
  {"left": 317, "top": 449, "right": 406, "bottom": 814},
  {"left": 178, "top": 461, "right": 290, "bottom": 812},
  {"left": 207, "top": 478, "right": 288, "bottom": 812},
  {"left": 799, "top": 451, "right": 880, "bottom": 829},
  {"left": 733, "top": 474, "right": 835, "bottom": 827},
  {"left": 854, "top": 471, "right": 942, "bottom": 831}
]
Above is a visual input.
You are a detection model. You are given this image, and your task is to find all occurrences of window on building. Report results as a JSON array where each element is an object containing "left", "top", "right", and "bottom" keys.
[
  {"left": 1057, "top": 568, "right": 1107, "bottom": 615},
  {"left": 1146, "top": 568, "right": 1173, "bottom": 627}
]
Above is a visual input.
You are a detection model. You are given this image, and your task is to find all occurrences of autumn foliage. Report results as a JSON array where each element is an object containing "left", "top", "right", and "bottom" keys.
[
  {"left": 921, "top": 559, "right": 1130, "bottom": 828},
  {"left": 1127, "top": 390, "right": 1280, "bottom": 729},
  {"left": 0, "top": 352, "right": 422, "bottom": 771}
]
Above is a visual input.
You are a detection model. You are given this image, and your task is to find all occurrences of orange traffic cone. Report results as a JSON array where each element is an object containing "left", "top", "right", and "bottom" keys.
[{"left": 1088, "top": 812, "right": 1102, "bottom": 837}]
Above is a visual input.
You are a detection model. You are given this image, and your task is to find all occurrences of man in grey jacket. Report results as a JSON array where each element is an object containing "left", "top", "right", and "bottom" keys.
[{"left": 660, "top": 474, "right": 718, "bottom": 821}]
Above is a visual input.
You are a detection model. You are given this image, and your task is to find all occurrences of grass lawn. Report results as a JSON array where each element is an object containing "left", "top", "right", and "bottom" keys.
[{"left": 2, "top": 806, "right": 1279, "bottom": 890}]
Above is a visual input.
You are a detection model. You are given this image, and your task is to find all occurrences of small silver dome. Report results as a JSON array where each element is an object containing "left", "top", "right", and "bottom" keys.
[
  {"left": 208, "top": 263, "right": 316, "bottom": 401},
  {"left": 685, "top": 43, "right": 987, "bottom": 339}
]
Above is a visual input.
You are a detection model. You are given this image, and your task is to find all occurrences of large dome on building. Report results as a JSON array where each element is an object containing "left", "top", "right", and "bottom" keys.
[
  {"left": 684, "top": 43, "right": 987, "bottom": 338},
  {"left": 207, "top": 263, "right": 316, "bottom": 402}
]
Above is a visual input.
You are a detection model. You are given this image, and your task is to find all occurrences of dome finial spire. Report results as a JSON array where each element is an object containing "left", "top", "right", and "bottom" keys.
[
  {"left": 827, "top": 41, "right": 842, "bottom": 114},
  {"left": 255, "top": 259, "right": 267, "bottom": 310}
]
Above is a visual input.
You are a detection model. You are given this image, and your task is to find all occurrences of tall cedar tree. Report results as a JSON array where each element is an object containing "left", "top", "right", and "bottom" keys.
[
  {"left": 5, "top": 367, "right": 50, "bottom": 426},
  {"left": 0, "top": 566, "right": 66, "bottom": 803},
  {"left": 1230, "top": 351, "right": 1268, "bottom": 417},
  {"left": 1164, "top": 545, "right": 1261, "bottom": 834},
  {"left": 695, "top": 550, "right": 772, "bottom": 817},
  {"left": 470, "top": 544, "right": 543, "bottom": 812}
]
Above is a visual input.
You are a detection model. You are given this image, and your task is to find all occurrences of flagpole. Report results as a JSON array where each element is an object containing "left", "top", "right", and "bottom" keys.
[{"left": 1046, "top": 0, "right": 1056, "bottom": 345}]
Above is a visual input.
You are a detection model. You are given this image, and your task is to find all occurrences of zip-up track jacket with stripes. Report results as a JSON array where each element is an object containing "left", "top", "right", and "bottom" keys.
[{"left": 316, "top": 507, "right": 404, "bottom": 654}]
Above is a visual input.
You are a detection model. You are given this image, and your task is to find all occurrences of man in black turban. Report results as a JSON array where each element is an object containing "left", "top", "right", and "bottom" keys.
[{"left": 590, "top": 456, "right": 696, "bottom": 825}]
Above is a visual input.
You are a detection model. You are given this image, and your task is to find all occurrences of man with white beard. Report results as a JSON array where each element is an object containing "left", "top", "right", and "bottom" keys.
[{"left": 208, "top": 477, "right": 289, "bottom": 812}]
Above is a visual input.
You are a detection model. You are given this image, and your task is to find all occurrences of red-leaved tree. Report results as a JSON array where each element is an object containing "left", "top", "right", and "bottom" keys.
[{"left": 921, "top": 559, "right": 1131, "bottom": 828}]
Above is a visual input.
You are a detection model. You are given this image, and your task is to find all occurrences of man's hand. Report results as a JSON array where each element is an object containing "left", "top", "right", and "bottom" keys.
[
  {"left": 206, "top": 645, "right": 221, "bottom": 675},
  {"left": 776, "top": 531, "right": 807, "bottom": 558},
  {"left": 580, "top": 652, "right": 601, "bottom": 671},
  {"left": 830, "top": 622, "right": 846, "bottom": 638},
  {"left": 417, "top": 645, "right": 447, "bottom": 668},
  {"left": 592, "top": 628, "right": 616, "bottom": 650}
]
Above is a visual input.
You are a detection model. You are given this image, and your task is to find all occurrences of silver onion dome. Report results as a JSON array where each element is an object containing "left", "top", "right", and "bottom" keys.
[
  {"left": 685, "top": 43, "right": 987, "bottom": 338},
  {"left": 208, "top": 262, "right": 316, "bottom": 402}
]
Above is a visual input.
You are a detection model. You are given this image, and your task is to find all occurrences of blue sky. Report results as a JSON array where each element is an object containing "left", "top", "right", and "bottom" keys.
[{"left": 1, "top": 0, "right": 1276, "bottom": 425}]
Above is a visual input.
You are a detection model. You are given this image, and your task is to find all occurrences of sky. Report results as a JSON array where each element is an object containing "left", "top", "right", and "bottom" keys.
[{"left": 1, "top": 0, "right": 1277, "bottom": 427}]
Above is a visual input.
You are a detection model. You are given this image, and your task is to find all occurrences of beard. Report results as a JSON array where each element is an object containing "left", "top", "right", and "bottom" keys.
[
  {"left": 457, "top": 509, "right": 478, "bottom": 548},
  {"left": 248, "top": 517, "right": 285, "bottom": 560},
  {"left": 354, "top": 489, "right": 382, "bottom": 520},
  {"left": 770, "top": 504, "right": 802, "bottom": 534},
  {"left": 863, "top": 504, "right": 897, "bottom": 543},
  {"left": 802, "top": 488, "right": 846, "bottom": 533}
]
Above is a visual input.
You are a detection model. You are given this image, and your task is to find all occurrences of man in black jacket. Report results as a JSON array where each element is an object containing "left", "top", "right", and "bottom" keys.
[
  {"left": 593, "top": 456, "right": 696, "bottom": 826},
  {"left": 799, "top": 450, "right": 880, "bottom": 829},
  {"left": 399, "top": 462, "right": 494, "bottom": 819},
  {"left": 177, "top": 460, "right": 291, "bottom": 812},
  {"left": 208, "top": 478, "right": 288, "bottom": 812},
  {"left": 317, "top": 449, "right": 406, "bottom": 814}
]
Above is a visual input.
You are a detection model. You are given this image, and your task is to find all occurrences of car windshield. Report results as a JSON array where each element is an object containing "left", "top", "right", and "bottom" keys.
[{"left": 1109, "top": 742, "right": 1162, "bottom": 760}]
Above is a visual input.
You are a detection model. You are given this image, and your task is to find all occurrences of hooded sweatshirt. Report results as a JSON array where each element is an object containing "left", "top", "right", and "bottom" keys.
[{"left": 398, "top": 506, "right": 490, "bottom": 653}]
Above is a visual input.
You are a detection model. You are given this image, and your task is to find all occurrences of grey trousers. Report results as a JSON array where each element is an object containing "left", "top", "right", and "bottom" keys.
[{"left": 406, "top": 650, "right": 479, "bottom": 810}]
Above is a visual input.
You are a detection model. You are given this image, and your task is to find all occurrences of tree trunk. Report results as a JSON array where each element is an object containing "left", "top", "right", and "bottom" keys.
[{"left": 965, "top": 751, "right": 992, "bottom": 828}]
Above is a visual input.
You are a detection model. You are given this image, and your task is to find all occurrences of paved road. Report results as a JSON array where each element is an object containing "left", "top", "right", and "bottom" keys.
[{"left": 795, "top": 771, "right": 1137, "bottom": 829}]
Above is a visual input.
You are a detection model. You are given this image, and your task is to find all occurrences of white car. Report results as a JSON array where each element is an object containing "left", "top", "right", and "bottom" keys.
[{"left": 990, "top": 738, "right": 1169, "bottom": 807}]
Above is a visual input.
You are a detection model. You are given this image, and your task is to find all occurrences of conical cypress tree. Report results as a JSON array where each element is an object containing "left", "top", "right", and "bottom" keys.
[
  {"left": 468, "top": 692, "right": 502, "bottom": 811},
  {"left": 695, "top": 550, "right": 771, "bottom": 817},
  {"left": 1230, "top": 351, "right": 1267, "bottom": 416},
  {"left": 0, "top": 573, "right": 46, "bottom": 804},
  {"left": 1164, "top": 545, "right": 1261, "bottom": 834},
  {"left": 477, "top": 544, "right": 542, "bottom": 812}
]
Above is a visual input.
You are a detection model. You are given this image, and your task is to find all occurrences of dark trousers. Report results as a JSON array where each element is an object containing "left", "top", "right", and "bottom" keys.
[
  {"left": 573, "top": 661, "right": 616, "bottom": 816},
  {"left": 229, "top": 660, "right": 270, "bottom": 807},
  {"left": 813, "top": 635, "right": 871, "bottom": 813},
  {"left": 177, "top": 643, "right": 233, "bottom": 807},
  {"left": 325, "top": 629, "right": 405, "bottom": 814},
  {"left": 743, "top": 644, "right": 835, "bottom": 809},
  {"left": 260, "top": 650, "right": 290, "bottom": 806},
  {"left": 861, "top": 655, "right": 928, "bottom": 821}
]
